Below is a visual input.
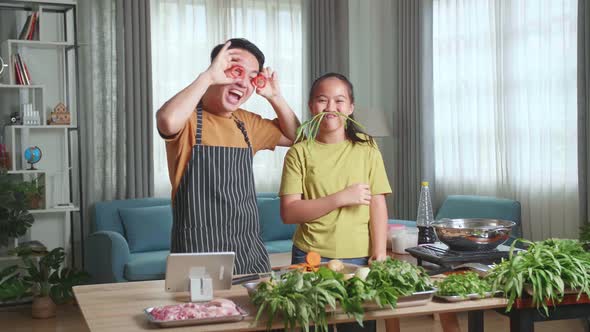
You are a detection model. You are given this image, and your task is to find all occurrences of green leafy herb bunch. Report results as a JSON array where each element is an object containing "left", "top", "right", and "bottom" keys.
[
  {"left": 435, "top": 271, "right": 492, "bottom": 298},
  {"left": 488, "top": 238, "right": 590, "bottom": 315},
  {"left": 295, "top": 112, "right": 366, "bottom": 146}
]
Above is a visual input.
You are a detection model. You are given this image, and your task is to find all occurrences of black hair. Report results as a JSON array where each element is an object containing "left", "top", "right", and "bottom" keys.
[
  {"left": 210, "top": 38, "right": 265, "bottom": 72},
  {"left": 308, "top": 72, "right": 375, "bottom": 146}
]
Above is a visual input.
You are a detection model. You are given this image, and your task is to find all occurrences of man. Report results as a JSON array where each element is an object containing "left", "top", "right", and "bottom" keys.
[{"left": 157, "top": 38, "right": 299, "bottom": 274}]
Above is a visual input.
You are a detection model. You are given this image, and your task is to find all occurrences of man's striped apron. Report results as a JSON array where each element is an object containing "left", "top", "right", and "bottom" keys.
[{"left": 170, "top": 105, "right": 271, "bottom": 274}]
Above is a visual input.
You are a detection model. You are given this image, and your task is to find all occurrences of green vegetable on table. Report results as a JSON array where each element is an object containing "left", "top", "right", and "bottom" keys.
[
  {"left": 487, "top": 238, "right": 590, "bottom": 316},
  {"left": 250, "top": 267, "right": 347, "bottom": 332},
  {"left": 249, "top": 258, "right": 434, "bottom": 330},
  {"left": 366, "top": 258, "right": 433, "bottom": 296},
  {"left": 342, "top": 258, "right": 433, "bottom": 325},
  {"left": 435, "top": 271, "right": 492, "bottom": 298}
]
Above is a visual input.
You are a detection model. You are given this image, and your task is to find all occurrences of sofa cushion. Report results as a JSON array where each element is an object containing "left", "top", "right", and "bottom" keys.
[
  {"left": 124, "top": 250, "right": 168, "bottom": 281},
  {"left": 264, "top": 240, "right": 293, "bottom": 254},
  {"left": 257, "top": 197, "right": 296, "bottom": 242},
  {"left": 119, "top": 205, "right": 173, "bottom": 253},
  {"left": 94, "top": 197, "right": 171, "bottom": 235}
]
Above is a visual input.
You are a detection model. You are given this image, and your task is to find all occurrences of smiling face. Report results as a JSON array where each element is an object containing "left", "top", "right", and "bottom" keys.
[
  {"left": 204, "top": 49, "right": 260, "bottom": 115},
  {"left": 308, "top": 77, "right": 355, "bottom": 134}
]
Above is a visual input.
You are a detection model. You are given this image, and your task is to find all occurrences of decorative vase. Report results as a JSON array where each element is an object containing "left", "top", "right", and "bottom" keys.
[
  {"left": 31, "top": 296, "right": 56, "bottom": 319},
  {"left": 28, "top": 194, "right": 43, "bottom": 209}
]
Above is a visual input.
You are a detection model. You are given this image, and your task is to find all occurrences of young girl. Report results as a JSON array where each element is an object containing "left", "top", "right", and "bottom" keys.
[{"left": 279, "top": 72, "right": 391, "bottom": 267}]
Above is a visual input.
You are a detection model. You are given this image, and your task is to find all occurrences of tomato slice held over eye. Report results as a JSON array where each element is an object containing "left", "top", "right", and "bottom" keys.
[
  {"left": 226, "top": 65, "right": 245, "bottom": 79},
  {"left": 252, "top": 74, "right": 266, "bottom": 89}
]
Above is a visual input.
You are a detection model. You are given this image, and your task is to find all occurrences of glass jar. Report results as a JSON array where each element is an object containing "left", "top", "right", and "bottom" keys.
[
  {"left": 391, "top": 227, "right": 419, "bottom": 254},
  {"left": 387, "top": 224, "right": 406, "bottom": 249}
]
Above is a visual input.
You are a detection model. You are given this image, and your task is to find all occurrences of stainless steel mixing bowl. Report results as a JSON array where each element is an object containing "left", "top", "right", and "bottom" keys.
[{"left": 431, "top": 218, "right": 516, "bottom": 251}]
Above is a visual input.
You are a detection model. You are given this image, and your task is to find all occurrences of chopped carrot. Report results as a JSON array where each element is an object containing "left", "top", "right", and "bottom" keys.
[
  {"left": 288, "top": 263, "right": 306, "bottom": 270},
  {"left": 305, "top": 251, "right": 321, "bottom": 267}
]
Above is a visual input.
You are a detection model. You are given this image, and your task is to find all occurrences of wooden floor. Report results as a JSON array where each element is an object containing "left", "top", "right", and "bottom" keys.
[{"left": 1, "top": 303, "right": 586, "bottom": 332}]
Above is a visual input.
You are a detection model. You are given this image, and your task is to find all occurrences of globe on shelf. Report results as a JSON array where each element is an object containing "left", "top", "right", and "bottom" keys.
[{"left": 24, "top": 146, "right": 42, "bottom": 170}]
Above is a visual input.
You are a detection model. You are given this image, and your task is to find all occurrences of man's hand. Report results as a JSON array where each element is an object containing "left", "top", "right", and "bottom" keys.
[
  {"left": 336, "top": 184, "right": 372, "bottom": 207},
  {"left": 204, "top": 41, "right": 243, "bottom": 86},
  {"left": 256, "top": 67, "right": 281, "bottom": 100}
]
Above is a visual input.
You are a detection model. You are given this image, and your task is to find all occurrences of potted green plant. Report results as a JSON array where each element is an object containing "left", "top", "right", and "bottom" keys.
[
  {"left": 7, "top": 246, "right": 89, "bottom": 318},
  {"left": 0, "top": 170, "right": 35, "bottom": 252},
  {"left": 0, "top": 264, "right": 32, "bottom": 304},
  {"left": 11, "top": 174, "right": 45, "bottom": 210}
]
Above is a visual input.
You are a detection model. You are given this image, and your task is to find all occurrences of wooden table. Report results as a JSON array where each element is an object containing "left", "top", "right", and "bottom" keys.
[
  {"left": 498, "top": 294, "right": 590, "bottom": 332},
  {"left": 73, "top": 279, "right": 507, "bottom": 332}
]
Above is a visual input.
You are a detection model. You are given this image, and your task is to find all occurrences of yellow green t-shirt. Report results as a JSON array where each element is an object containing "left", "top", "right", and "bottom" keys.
[{"left": 279, "top": 138, "right": 392, "bottom": 259}]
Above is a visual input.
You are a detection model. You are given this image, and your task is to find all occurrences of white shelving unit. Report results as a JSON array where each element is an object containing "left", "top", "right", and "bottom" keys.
[{"left": 0, "top": 0, "right": 81, "bottom": 266}]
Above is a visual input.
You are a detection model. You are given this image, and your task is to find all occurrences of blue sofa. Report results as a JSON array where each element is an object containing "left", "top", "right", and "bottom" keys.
[
  {"left": 85, "top": 193, "right": 519, "bottom": 283},
  {"left": 85, "top": 193, "right": 297, "bottom": 283},
  {"left": 435, "top": 195, "right": 523, "bottom": 243}
]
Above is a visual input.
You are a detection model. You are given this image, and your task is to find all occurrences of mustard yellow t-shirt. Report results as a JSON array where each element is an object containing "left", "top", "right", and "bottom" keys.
[
  {"left": 279, "top": 138, "right": 392, "bottom": 259},
  {"left": 163, "top": 108, "right": 282, "bottom": 201}
]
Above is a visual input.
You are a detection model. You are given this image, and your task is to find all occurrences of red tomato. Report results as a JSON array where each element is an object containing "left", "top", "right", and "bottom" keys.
[
  {"left": 226, "top": 65, "right": 245, "bottom": 79},
  {"left": 251, "top": 74, "right": 266, "bottom": 89}
]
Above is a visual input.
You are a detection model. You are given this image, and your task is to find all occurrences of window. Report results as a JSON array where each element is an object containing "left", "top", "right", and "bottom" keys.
[
  {"left": 150, "top": 0, "right": 303, "bottom": 197},
  {"left": 433, "top": 0, "right": 578, "bottom": 239}
]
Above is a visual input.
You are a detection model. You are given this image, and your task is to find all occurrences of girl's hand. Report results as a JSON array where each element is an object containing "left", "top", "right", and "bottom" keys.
[
  {"left": 204, "top": 41, "right": 243, "bottom": 85},
  {"left": 337, "top": 183, "right": 371, "bottom": 207},
  {"left": 369, "top": 253, "right": 388, "bottom": 265},
  {"left": 256, "top": 67, "right": 281, "bottom": 100}
]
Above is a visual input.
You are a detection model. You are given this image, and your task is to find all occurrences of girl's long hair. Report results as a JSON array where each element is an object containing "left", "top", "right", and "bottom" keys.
[{"left": 308, "top": 73, "right": 375, "bottom": 146}]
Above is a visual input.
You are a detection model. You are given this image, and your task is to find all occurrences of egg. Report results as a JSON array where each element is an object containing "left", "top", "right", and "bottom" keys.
[{"left": 327, "top": 259, "right": 344, "bottom": 272}]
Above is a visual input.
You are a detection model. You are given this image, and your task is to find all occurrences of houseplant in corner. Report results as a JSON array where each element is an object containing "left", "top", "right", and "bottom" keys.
[
  {"left": 0, "top": 169, "right": 35, "bottom": 252},
  {"left": 15, "top": 246, "right": 89, "bottom": 318},
  {"left": 11, "top": 173, "right": 45, "bottom": 210}
]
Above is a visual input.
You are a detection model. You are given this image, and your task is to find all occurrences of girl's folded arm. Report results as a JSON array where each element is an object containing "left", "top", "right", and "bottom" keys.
[
  {"left": 280, "top": 183, "right": 371, "bottom": 224},
  {"left": 280, "top": 193, "right": 343, "bottom": 224}
]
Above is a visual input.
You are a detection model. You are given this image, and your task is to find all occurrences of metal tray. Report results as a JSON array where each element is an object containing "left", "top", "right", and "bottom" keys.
[
  {"left": 145, "top": 305, "right": 248, "bottom": 328},
  {"left": 434, "top": 291, "right": 497, "bottom": 303},
  {"left": 245, "top": 282, "right": 435, "bottom": 311},
  {"left": 363, "top": 288, "right": 437, "bottom": 310}
]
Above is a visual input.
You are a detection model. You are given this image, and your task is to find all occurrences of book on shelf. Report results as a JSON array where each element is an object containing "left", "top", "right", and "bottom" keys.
[
  {"left": 13, "top": 54, "right": 23, "bottom": 84},
  {"left": 18, "top": 11, "right": 40, "bottom": 41},
  {"left": 12, "top": 53, "right": 31, "bottom": 85}
]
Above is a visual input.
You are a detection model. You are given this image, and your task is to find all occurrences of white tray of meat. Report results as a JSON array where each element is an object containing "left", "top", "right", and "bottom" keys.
[{"left": 145, "top": 298, "right": 247, "bottom": 328}]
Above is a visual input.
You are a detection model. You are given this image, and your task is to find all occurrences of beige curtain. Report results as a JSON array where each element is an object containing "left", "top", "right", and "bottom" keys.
[
  {"left": 348, "top": 0, "right": 432, "bottom": 221},
  {"left": 394, "top": 0, "right": 433, "bottom": 220},
  {"left": 78, "top": 0, "right": 153, "bottom": 268},
  {"left": 118, "top": 0, "right": 154, "bottom": 198},
  {"left": 309, "top": 0, "right": 349, "bottom": 79},
  {"left": 579, "top": 0, "right": 590, "bottom": 227}
]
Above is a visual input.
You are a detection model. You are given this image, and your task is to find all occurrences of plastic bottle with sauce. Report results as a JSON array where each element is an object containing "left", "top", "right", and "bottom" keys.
[{"left": 416, "top": 181, "right": 436, "bottom": 244}]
